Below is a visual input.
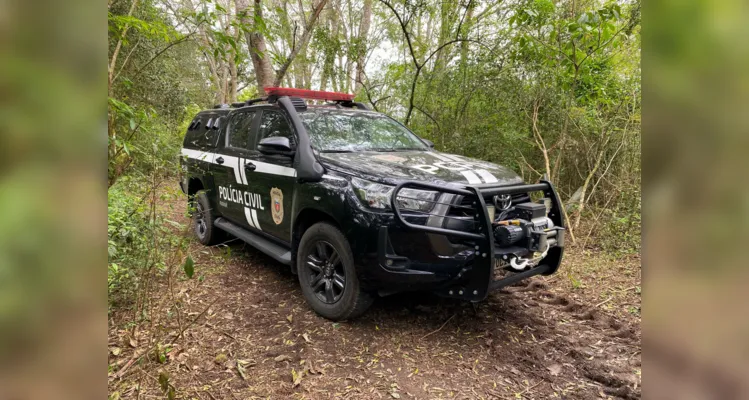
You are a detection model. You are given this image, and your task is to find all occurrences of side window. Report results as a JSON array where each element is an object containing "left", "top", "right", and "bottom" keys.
[
  {"left": 184, "top": 116, "right": 205, "bottom": 148},
  {"left": 257, "top": 110, "right": 296, "bottom": 149},
  {"left": 184, "top": 114, "right": 222, "bottom": 149},
  {"left": 227, "top": 111, "right": 255, "bottom": 149}
]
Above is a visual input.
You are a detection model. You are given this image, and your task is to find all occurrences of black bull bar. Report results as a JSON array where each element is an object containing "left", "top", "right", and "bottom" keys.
[{"left": 388, "top": 180, "right": 565, "bottom": 301}]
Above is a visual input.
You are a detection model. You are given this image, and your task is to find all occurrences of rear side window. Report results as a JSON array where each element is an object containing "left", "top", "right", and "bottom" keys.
[
  {"left": 227, "top": 111, "right": 256, "bottom": 149},
  {"left": 183, "top": 114, "right": 221, "bottom": 149}
]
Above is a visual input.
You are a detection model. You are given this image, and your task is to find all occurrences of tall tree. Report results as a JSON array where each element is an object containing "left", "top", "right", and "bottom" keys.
[
  {"left": 274, "top": 0, "right": 328, "bottom": 86},
  {"left": 237, "top": 0, "right": 276, "bottom": 91},
  {"left": 354, "top": 0, "right": 372, "bottom": 92},
  {"left": 319, "top": 1, "right": 339, "bottom": 91}
]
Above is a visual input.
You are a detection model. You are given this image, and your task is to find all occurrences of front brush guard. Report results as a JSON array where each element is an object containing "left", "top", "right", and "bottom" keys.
[{"left": 391, "top": 180, "right": 565, "bottom": 301}]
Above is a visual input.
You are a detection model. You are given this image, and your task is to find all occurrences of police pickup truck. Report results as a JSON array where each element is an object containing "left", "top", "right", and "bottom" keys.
[{"left": 180, "top": 87, "right": 565, "bottom": 320}]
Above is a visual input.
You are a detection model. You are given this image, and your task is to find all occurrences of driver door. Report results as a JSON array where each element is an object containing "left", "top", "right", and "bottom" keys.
[{"left": 244, "top": 109, "right": 298, "bottom": 243}]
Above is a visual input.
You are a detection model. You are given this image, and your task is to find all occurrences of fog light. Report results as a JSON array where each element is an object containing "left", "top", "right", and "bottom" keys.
[{"left": 386, "top": 259, "right": 393, "bottom": 266}]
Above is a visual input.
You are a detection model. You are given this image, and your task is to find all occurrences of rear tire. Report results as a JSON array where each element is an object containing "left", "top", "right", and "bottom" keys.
[
  {"left": 192, "top": 190, "right": 223, "bottom": 245},
  {"left": 297, "top": 222, "right": 373, "bottom": 320}
]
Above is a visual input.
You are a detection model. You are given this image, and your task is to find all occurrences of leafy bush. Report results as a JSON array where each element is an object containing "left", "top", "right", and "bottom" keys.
[
  {"left": 107, "top": 177, "right": 156, "bottom": 311},
  {"left": 601, "top": 196, "right": 642, "bottom": 254}
]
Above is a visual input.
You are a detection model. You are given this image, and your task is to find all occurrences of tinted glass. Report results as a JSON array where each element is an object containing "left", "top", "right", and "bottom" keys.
[
  {"left": 183, "top": 115, "right": 218, "bottom": 149},
  {"left": 299, "top": 109, "right": 427, "bottom": 152},
  {"left": 258, "top": 110, "right": 296, "bottom": 149},
  {"left": 227, "top": 111, "right": 255, "bottom": 149}
]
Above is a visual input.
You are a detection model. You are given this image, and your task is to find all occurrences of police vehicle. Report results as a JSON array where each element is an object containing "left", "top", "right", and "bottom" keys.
[{"left": 180, "top": 87, "right": 565, "bottom": 320}]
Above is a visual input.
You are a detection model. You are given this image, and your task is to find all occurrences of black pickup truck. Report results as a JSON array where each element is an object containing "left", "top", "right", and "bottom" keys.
[{"left": 180, "top": 87, "right": 565, "bottom": 320}]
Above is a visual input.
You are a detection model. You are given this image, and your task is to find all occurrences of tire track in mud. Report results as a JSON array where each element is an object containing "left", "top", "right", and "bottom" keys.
[{"left": 493, "top": 278, "right": 641, "bottom": 399}]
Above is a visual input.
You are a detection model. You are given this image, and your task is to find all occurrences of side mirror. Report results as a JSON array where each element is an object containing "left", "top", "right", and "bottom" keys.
[
  {"left": 421, "top": 138, "right": 435, "bottom": 148},
  {"left": 258, "top": 136, "right": 295, "bottom": 156}
]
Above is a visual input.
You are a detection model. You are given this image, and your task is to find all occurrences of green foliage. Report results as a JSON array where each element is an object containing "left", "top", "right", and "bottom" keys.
[
  {"left": 107, "top": 175, "right": 190, "bottom": 312},
  {"left": 108, "top": 0, "right": 214, "bottom": 185},
  {"left": 378, "top": 0, "right": 641, "bottom": 253},
  {"left": 108, "top": 179, "right": 154, "bottom": 309},
  {"left": 600, "top": 190, "right": 642, "bottom": 253},
  {"left": 106, "top": 0, "right": 641, "bottom": 316},
  {"left": 108, "top": 13, "right": 176, "bottom": 43}
]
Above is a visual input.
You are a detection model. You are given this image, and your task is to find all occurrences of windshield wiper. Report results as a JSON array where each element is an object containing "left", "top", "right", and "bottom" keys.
[{"left": 320, "top": 149, "right": 354, "bottom": 153}]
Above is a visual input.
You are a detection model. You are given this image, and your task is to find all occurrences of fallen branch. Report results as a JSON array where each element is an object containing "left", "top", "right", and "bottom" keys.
[
  {"left": 595, "top": 296, "right": 613, "bottom": 308},
  {"left": 170, "top": 298, "right": 220, "bottom": 344},
  {"left": 419, "top": 314, "right": 455, "bottom": 340},
  {"left": 516, "top": 380, "right": 543, "bottom": 398},
  {"left": 111, "top": 347, "right": 147, "bottom": 379}
]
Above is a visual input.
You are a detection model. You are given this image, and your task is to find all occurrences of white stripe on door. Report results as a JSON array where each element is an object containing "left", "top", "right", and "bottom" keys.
[
  {"left": 217, "top": 155, "right": 242, "bottom": 184},
  {"left": 251, "top": 161, "right": 296, "bottom": 177},
  {"left": 239, "top": 158, "right": 248, "bottom": 185},
  {"left": 251, "top": 209, "right": 261, "bottom": 231},
  {"left": 181, "top": 148, "right": 214, "bottom": 163},
  {"left": 181, "top": 151, "right": 297, "bottom": 178},
  {"left": 243, "top": 207, "right": 263, "bottom": 231},
  {"left": 244, "top": 207, "right": 256, "bottom": 229}
]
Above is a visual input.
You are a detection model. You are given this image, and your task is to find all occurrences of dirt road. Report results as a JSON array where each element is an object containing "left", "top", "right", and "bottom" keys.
[{"left": 108, "top": 193, "right": 641, "bottom": 399}]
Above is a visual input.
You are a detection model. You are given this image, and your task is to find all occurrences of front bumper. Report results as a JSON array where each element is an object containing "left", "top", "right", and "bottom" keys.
[{"left": 370, "top": 180, "right": 565, "bottom": 301}]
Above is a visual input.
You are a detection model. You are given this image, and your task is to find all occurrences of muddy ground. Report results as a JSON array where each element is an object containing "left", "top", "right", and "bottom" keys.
[{"left": 108, "top": 189, "right": 641, "bottom": 399}]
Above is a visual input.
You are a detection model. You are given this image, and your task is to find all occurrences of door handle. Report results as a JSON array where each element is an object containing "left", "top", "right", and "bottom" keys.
[
  {"left": 244, "top": 162, "right": 256, "bottom": 172},
  {"left": 216, "top": 156, "right": 224, "bottom": 165}
]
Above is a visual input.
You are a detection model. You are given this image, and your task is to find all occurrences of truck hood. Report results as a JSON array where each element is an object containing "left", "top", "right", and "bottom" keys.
[{"left": 318, "top": 150, "right": 523, "bottom": 186}]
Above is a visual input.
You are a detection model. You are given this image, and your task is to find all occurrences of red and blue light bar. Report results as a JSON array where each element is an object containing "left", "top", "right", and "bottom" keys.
[{"left": 264, "top": 87, "right": 354, "bottom": 101}]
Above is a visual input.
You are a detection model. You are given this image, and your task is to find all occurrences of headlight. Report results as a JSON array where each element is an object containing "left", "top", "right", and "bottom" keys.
[
  {"left": 397, "top": 188, "right": 439, "bottom": 212},
  {"left": 351, "top": 177, "right": 393, "bottom": 209},
  {"left": 351, "top": 177, "right": 438, "bottom": 212}
]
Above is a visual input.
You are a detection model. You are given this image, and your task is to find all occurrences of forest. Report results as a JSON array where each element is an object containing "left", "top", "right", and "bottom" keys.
[{"left": 108, "top": 0, "right": 641, "bottom": 397}]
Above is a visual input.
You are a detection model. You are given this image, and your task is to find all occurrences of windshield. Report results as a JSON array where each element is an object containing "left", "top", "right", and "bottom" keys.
[{"left": 299, "top": 109, "right": 428, "bottom": 152}]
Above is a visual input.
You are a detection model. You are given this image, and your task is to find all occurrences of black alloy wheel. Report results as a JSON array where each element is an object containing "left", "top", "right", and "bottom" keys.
[
  {"left": 305, "top": 241, "right": 346, "bottom": 304},
  {"left": 194, "top": 200, "right": 208, "bottom": 240},
  {"left": 192, "top": 190, "right": 222, "bottom": 245},
  {"left": 296, "top": 222, "right": 373, "bottom": 320}
]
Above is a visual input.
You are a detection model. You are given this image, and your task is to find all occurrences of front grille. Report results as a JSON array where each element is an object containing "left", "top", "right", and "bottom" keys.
[{"left": 447, "top": 193, "right": 531, "bottom": 217}]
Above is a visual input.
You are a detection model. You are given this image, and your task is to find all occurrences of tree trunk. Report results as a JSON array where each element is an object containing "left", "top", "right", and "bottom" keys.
[
  {"left": 274, "top": 0, "right": 328, "bottom": 86},
  {"left": 319, "top": 2, "right": 337, "bottom": 91},
  {"left": 237, "top": 0, "right": 276, "bottom": 92},
  {"left": 229, "top": 58, "right": 238, "bottom": 102},
  {"left": 354, "top": 0, "right": 372, "bottom": 92},
  {"left": 433, "top": 0, "right": 456, "bottom": 74},
  {"left": 459, "top": 1, "right": 475, "bottom": 76},
  {"left": 531, "top": 100, "right": 576, "bottom": 242},
  {"left": 229, "top": 1, "right": 239, "bottom": 102},
  {"left": 108, "top": 0, "right": 140, "bottom": 188},
  {"left": 108, "top": 0, "right": 140, "bottom": 88}
]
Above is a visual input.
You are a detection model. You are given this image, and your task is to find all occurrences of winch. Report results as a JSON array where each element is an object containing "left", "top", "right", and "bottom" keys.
[{"left": 492, "top": 201, "right": 564, "bottom": 270}]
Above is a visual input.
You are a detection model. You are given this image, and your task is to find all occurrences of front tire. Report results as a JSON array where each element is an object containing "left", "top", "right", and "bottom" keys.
[
  {"left": 192, "top": 190, "right": 223, "bottom": 245},
  {"left": 297, "top": 222, "right": 373, "bottom": 320}
]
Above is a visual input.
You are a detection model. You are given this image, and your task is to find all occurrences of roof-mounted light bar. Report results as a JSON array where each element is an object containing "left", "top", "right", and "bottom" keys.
[{"left": 264, "top": 87, "right": 354, "bottom": 102}]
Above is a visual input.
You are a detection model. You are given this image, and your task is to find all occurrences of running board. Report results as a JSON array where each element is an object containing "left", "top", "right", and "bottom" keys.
[{"left": 214, "top": 218, "right": 292, "bottom": 265}]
